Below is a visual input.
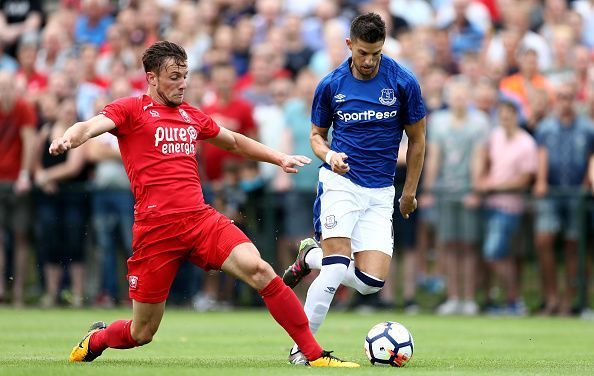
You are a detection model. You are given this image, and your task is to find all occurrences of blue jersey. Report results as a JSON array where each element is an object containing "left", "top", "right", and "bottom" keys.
[{"left": 311, "top": 55, "right": 425, "bottom": 188}]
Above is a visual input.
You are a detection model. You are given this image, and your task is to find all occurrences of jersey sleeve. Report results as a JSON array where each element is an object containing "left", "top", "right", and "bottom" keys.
[
  {"left": 100, "top": 96, "right": 137, "bottom": 136},
  {"left": 196, "top": 111, "right": 221, "bottom": 140},
  {"left": 311, "top": 75, "right": 333, "bottom": 128},
  {"left": 399, "top": 69, "right": 426, "bottom": 125}
]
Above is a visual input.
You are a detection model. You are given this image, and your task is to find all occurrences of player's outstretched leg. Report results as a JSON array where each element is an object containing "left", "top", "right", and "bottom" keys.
[
  {"left": 223, "top": 242, "right": 359, "bottom": 367},
  {"left": 69, "top": 321, "right": 107, "bottom": 362},
  {"left": 282, "top": 238, "right": 320, "bottom": 288}
]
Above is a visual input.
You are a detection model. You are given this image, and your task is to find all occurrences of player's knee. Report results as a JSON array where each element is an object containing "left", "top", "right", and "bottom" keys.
[
  {"left": 131, "top": 324, "right": 158, "bottom": 345},
  {"left": 247, "top": 259, "right": 275, "bottom": 289},
  {"left": 354, "top": 268, "right": 384, "bottom": 295}
]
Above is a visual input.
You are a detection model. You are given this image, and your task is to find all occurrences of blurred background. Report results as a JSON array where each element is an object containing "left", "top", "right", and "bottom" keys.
[{"left": 0, "top": 0, "right": 593, "bottom": 319}]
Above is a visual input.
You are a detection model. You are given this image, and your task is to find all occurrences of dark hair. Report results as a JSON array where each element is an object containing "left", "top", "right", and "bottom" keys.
[
  {"left": 142, "top": 41, "right": 187, "bottom": 74},
  {"left": 350, "top": 13, "right": 386, "bottom": 43}
]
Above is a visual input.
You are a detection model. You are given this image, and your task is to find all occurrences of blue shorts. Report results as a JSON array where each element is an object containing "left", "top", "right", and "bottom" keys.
[
  {"left": 483, "top": 209, "right": 521, "bottom": 261},
  {"left": 535, "top": 197, "right": 581, "bottom": 239}
]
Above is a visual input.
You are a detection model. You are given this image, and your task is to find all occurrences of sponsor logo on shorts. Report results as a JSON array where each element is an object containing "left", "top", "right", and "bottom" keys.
[
  {"left": 128, "top": 275, "right": 138, "bottom": 289},
  {"left": 324, "top": 215, "right": 337, "bottom": 229}
]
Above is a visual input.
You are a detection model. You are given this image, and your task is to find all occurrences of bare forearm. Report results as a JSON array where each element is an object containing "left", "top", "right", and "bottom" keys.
[
  {"left": 19, "top": 128, "right": 36, "bottom": 173},
  {"left": 63, "top": 122, "right": 94, "bottom": 149},
  {"left": 226, "top": 132, "right": 284, "bottom": 166},
  {"left": 536, "top": 148, "right": 548, "bottom": 184},
  {"left": 310, "top": 133, "right": 331, "bottom": 162},
  {"left": 402, "top": 137, "right": 425, "bottom": 197},
  {"left": 43, "top": 149, "right": 85, "bottom": 182},
  {"left": 494, "top": 174, "right": 533, "bottom": 192}
]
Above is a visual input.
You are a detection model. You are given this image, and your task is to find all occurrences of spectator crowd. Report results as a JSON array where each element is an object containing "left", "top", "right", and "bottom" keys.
[{"left": 1, "top": 0, "right": 594, "bottom": 318}]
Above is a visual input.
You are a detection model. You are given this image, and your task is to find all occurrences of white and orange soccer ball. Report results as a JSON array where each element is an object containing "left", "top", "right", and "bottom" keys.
[{"left": 364, "top": 321, "right": 414, "bottom": 367}]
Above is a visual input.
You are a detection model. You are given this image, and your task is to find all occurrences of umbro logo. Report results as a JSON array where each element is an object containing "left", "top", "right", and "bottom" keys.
[
  {"left": 324, "top": 286, "right": 337, "bottom": 294},
  {"left": 334, "top": 93, "right": 346, "bottom": 102},
  {"left": 149, "top": 110, "right": 160, "bottom": 118},
  {"left": 143, "top": 102, "right": 154, "bottom": 111}
]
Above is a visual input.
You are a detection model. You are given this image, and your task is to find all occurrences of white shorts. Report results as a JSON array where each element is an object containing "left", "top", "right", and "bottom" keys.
[{"left": 314, "top": 168, "right": 395, "bottom": 256}]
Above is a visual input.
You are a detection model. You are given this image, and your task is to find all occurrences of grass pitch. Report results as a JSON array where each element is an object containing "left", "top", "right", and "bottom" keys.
[{"left": 0, "top": 308, "right": 593, "bottom": 375}]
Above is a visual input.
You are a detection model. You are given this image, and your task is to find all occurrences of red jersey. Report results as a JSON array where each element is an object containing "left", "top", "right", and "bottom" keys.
[
  {"left": 100, "top": 95, "right": 220, "bottom": 221},
  {"left": 200, "top": 96, "right": 256, "bottom": 182},
  {"left": 0, "top": 98, "right": 37, "bottom": 181}
]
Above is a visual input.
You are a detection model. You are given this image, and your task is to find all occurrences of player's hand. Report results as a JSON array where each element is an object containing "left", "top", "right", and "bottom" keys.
[
  {"left": 329, "top": 152, "right": 350, "bottom": 175},
  {"left": 399, "top": 195, "right": 417, "bottom": 219},
  {"left": 281, "top": 154, "right": 312, "bottom": 174},
  {"left": 49, "top": 137, "right": 72, "bottom": 156}
]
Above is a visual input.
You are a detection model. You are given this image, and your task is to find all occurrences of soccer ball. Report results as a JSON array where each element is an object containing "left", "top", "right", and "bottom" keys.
[{"left": 364, "top": 321, "right": 414, "bottom": 367}]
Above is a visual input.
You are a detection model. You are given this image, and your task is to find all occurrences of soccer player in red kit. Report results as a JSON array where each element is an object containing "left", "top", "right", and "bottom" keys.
[{"left": 50, "top": 41, "right": 358, "bottom": 368}]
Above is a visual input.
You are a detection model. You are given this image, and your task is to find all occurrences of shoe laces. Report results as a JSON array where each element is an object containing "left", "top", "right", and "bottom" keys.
[{"left": 319, "top": 350, "right": 342, "bottom": 361}]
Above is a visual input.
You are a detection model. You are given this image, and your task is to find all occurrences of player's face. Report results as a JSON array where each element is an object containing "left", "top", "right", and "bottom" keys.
[
  {"left": 347, "top": 38, "right": 384, "bottom": 79},
  {"left": 149, "top": 59, "right": 188, "bottom": 107}
]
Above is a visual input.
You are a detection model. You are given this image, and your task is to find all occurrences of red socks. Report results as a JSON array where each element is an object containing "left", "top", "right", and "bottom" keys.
[
  {"left": 259, "top": 276, "right": 323, "bottom": 361},
  {"left": 89, "top": 319, "right": 139, "bottom": 354},
  {"left": 88, "top": 278, "right": 323, "bottom": 361}
]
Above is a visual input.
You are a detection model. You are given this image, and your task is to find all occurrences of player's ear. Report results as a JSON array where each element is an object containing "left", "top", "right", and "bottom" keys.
[
  {"left": 346, "top": 38, "right": 352, "bottom": 51},
  {"left": 146, "top": 71, "right": 157, "bottom": 87}
]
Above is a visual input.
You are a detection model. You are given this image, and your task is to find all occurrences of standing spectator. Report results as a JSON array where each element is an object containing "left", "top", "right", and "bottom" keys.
[
  {"left": 237, "top": 43, "right": 282, "bottom": 106},
  {"left": 0, "top": 40, "right": 18, "bottom": 72},
  {"left": 35, "top": 24, "right": 73, "bottom": 74},
  {"left": 96, "top": 24, "right": 136, "bottom": 77},
  {"left": 423, "top": 76, "right": 490, "bottom": 315},
  {"left": 278, "top": 69, "right": 319, "bottom": 268},
  {"left": 500, "top": 46, "right": 552, "bottom": 121},
  {"left": 76, "top": 44, "right": 109, "bottom": 120},
  {"left": 34, "top": 98, "right": 90, "bottom": 308},
  {"left": 0, "top": 71, "right": 36, "bottom": 307},
  {"left": 15, "top": 33, "right": 47, "bottom": 101},
  {"left": 533, "top": 80, "right": 594, "bottom": 316},
  {"left": 0, "top": 0, "right": 43, "bottom": 57},
  {"left": 201, "top": 62, "right": 257, "bottom": 186},
  {"left": 437, "top": 0, "right": 484, "bottom": 66},
  {"left": 74, "top": 0, "right": 114, "bottom": 47},
  {"left": 251, "top": 0, "right": 284, "bottom": 45},
  {"left": 283, "top": 14, "right": 314, "bottom": 77},
  {"left": 573, "top": 0, "right": 594, "bottom": 47},
  {"left": 87, "top": 94, "right": 133, "bottom": 308},
  {"left": 476, "top": 98, "right": 538, "bottom": 315}
]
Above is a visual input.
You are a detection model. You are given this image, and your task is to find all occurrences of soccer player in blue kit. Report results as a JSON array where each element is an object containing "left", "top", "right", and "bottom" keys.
[{"left": 282, "top": 13, "right": 426, "bottom": 364}]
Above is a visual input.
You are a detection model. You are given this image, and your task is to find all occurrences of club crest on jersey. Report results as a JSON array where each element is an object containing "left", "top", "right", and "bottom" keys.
[
  {"left": 128, "top": 275, "right": 138, "bottom": 289},
  {"left": 379, "top": 88, "right": 397, "bottom": 106},
  {"left": 324, "top": 215, "right": 337, "bottom": 229},
  {"left": 149, "top": 110, "right": 160, "bottom": 118},
  {"left": 179, "top": 108, "right": 192, "bottom": 123}
]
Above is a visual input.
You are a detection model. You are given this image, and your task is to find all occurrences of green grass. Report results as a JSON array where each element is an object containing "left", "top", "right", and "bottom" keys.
[{"left": 0, "top": 308, "right": 593, "bottom": 375}]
